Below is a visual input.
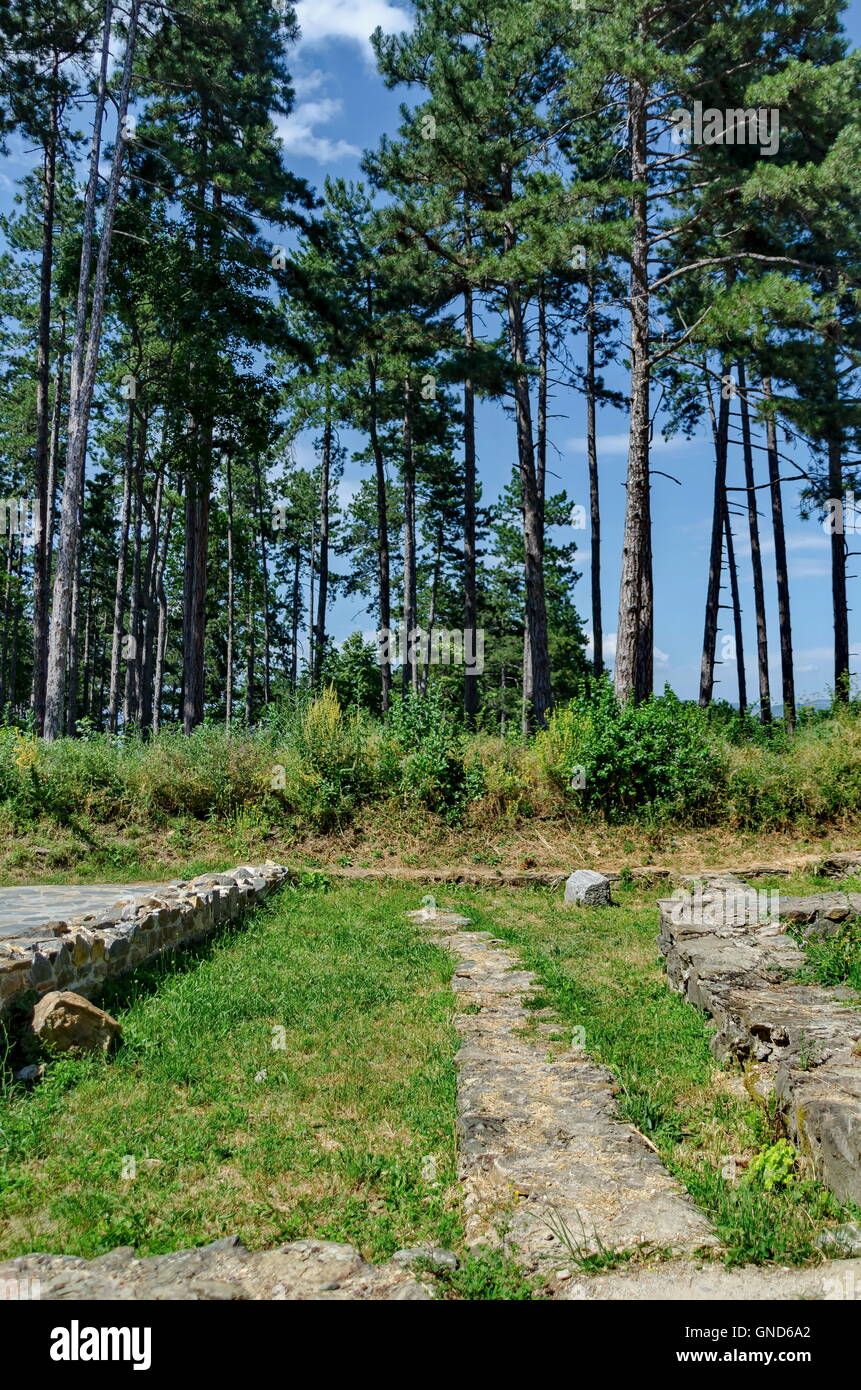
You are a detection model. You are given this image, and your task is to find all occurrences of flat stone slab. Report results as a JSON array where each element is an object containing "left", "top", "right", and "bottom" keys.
[
  {"left": 0, "top": 1237, "right": 429, "bottom": 1301},
  {"left": 413, "top": 913, "right": 716, "bottom": 1292},
  {"left": 659, "top": 881, "right": 861, "bottom": 1205},
  {"left": 0, "top": 884, "right": 165, "bottom": 942},
  {"left": 564, "top": 1257, "right": 861, "bottom": 1301}
]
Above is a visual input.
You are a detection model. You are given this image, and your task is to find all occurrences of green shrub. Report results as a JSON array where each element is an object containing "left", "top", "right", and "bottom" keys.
[
  {"left": 536, "top": 679, "right": 727, "bottom": 823},
  {"left": 793, "top": 920, "right": 861, "bottom": 992},
  {"left": 270, "top": 687, "right": 383, "bottom": 829},
  {"left": 748, "top": 1139, "right": 797, "bottom": 1192},
  {"left": 2, "top": 682, "right": 861, "bottom": 835},
  {"left": 387, "top": 687, "right": 484, "bottom": 824}
]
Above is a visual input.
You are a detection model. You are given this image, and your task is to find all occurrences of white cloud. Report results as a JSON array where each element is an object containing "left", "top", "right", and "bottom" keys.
[
  {"left": 787, "top": 559, "right": 830, "bottom": 579},
  {"left": 294, "top": 0, "right": 412, "bottom": 56},
  {"left": 565, "top": 432, "right": 707, "bottom": 457},
  {"left": 336, "top": 478, "right": 360, "bottom": 508},
  {"left": 795, "top": 647, "right": 833, "bottom": 664},
  {"left": 734, "top": 529, "right": 828, "bottom": 560},
  {"left": 584, "top": 631, "right": 614, "bottom": 662},
  {"left": 292, "top": 68, "right": 328, "bottom": 99},
  {"left": 584, "top": 631, "right": 668, "bottom": 667},
  {"left": 274, "top": 98, "right": 361, "bottom": 163}
]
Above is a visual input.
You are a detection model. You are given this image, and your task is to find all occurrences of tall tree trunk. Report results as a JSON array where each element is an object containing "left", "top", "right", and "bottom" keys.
[
  {"left": 522, "top": 283, "right": 550, "bottom": 721},
  {"left": 367, "top": 344, "right": 391, "bottom": 712},
  {"left": 138, "top": 463, "right": 164, "bottom": 736},
  {"left": 521, "top": 623, "right": 531, "bottom": 736},
  {"left": 762, "top": 378, "right": 795, "bottom": 727},
  {"left": 67, "top": 543, "right": 81, "bottom": 736},
  {"left": 0, "top": 533, "right": 15, "bottom": 713},
  {"left": 245, "top": 568, "right": 255, "bottom": 725},
  {"left": 108, "top": 400, "right": 134, "bottom": 732},
  {"left": 81, "top": 564, "right": 95, "bottom": 721},
  {"left": 124, "top": 414, "right": 146, "bottom": 728},
  {"left": 585, "top": 278, "right": 602, "bottom": 678},
  {"left": 537, "top": 282, "right": 548, "bottom": 510},
  {"left": 290, "top": 549, "right": 300, "bottom": 690},
  {"left": 308, "top": 528, "right": 316, "bottom": 677},
  {"left": 462, "top": 276, "right": 478, "bottom": 727},
  {"left": 499, "top": 661, "right": 506, "bottom": 736},
  {"left": 615, "top": 58, "right": 653, "bottom": 704},
  {"left": 402, "top": 377, "right": 417, "bottom": 695},
  {"left": 8, "top": 542, "right": 23, "bottom": 715},
  {"left": 737, "top": 360, "right": 771, "bottom": 722},
  {"left": 422, "top": 524, "right": 443, "bottom": 696},
  {"left": 44, "top": 0, "right": 139, "bottom": 739},
  {"left": 152, "top": 502, "right": 174, "bottom": 737},
  {"left": 182, "top": 447, "right": 211, "bottom": 732},
  {"left": 313, "top": 407, "right": 331, "bottom": 686},
  {"left": 96, "top": 625, "right": 108, "bottom": 729},
  {"left": 699, "top": 362, "right": 731, "bottom": 706},
  {"left": 225, "top": 454, "right": 235, "bottom": 726},
  {"left": 252, "top": 455, "right": 271, "bottom": 705},
  {"left": 724, "top": 508, "right": 747, "bottom": 713},
  {"left": 45, "top": 308, "right": 65, "bottom": 579},
  {"left": 505, "top": 282, "right": 551, "bottom": 732},
  {"left": 31, "top": 65, "right": 59, "bottom": 734},
  {"left": 828, "top": 429, "right": 850, "bottom": 701},
  {"left": 65, "top": 419, "right": 88, "bottom": 736}
]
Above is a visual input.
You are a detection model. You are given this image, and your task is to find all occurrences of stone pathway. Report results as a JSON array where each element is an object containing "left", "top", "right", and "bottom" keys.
[
  {"left": 408, "top": 903, "right": 861, "bottom": 1301},
  {"left": 407, "top": 907, "right": 715, "bottom": 1292},
  {"left": 3, "top": 893, "right": 861, "bottom": 1300},
  {"left": 0, "top": 883, "right": 165, "bottom": 941},
  {"left": 0, "top": 1237, "right": 432, "bottom": 1301}
]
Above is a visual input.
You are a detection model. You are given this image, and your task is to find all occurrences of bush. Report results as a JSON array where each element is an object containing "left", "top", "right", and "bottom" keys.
[
  {"left": 270, "top": 687, "right": 384, "bottom": 829},
  {"left": 127, "top": 726, "right": 273, "bottom": 820},
  {"left": 535, "top": 679, "right": 727, "bottom": 823},
  {"left": 3, "top": 681, "right": 861, "bottom": 836},
  {"left": 387, "top": 687, "right": 484, "bottom": 823},
  {"left": 466, "top": 736, "right": 558, "bottom": 825}
]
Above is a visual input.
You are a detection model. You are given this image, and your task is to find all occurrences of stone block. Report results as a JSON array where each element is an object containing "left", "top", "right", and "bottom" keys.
[{"left": 564, "top": 869, "right": 612, "bottom": 907}]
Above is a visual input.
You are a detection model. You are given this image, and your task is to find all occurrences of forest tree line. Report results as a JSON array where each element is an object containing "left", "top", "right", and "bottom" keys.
[{"left": 0, "top": 0, "right": 859, "bottom": 742}]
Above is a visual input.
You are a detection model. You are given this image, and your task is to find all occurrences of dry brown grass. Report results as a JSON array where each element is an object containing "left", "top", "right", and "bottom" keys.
[{"left": 0, "top": 803, "right": 859, "bottom": 888}]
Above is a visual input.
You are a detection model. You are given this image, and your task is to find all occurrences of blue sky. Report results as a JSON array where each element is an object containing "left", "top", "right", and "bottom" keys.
[
  {"left": 278, "top": 0, "right": 861, "bottom": 705},
  {"left": 2, "top": 0, "right": 859, "bottom": 705}
]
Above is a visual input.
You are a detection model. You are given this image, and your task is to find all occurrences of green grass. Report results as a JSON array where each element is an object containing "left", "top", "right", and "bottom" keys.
[
  {"left": 430, "top": 1249, "right": 542, "bottom": 1300},
  {"left": 3, "top": 875, "right": 860, "bottom": 1284},
  {"left": 0, "top": 881, "right": 461, "bottom": 1263},
  {"left": 441, "top": 883, "right": 859, "bottom": 1267},
  {"left": 745, "top": 871, "right": 861, "bottom": 991},
  {"left": 744, "top": 872, "right": 861, "bottom": 896},
  {"left": 793, "top": 921, "right": 861, "bottom": 992}
]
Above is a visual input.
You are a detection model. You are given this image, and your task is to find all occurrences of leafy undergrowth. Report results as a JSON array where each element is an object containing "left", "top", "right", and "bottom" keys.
[
  {"left": 4, "top": 685, "right": 861, "bottom": 852},
  {"left": 0, "top": 881, "right": 461, "bottom": 1264},
  {"left": 794, "top": 921, "right": 861, "bottom": 992},
  {"left": 751, "top": 872, "right": 861, "bottom": 991},
  {"left": 449, "top": 884, "right": 861, "bottom": 1268},
  {"left": 428, "top": 1249, "right": 542, "bottom": 1300},
  {"left": 743, "top": 872, "right": 861, "bottom": 896}
]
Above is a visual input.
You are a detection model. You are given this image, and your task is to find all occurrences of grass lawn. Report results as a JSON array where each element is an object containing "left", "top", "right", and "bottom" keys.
[
  {"left": 0, "top": 880, "right": 461, "bottom": 1263},
  {"left": 2, "top": 876, "right": 859, "bottom": 1278}
]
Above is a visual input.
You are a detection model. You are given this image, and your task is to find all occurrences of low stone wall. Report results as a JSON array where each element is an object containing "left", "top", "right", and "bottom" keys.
[
  {"left": 658, "top": 876, "right": 861, "bottom": 1205},
  {"left": 0, "top": 863, "right": 289, "bottom": 1019}
]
